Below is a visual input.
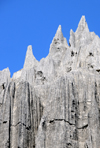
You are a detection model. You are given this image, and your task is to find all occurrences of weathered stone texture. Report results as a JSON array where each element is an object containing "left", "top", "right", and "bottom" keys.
[{"left": 0, "top": 16, "right": 100, "bottom": 148}]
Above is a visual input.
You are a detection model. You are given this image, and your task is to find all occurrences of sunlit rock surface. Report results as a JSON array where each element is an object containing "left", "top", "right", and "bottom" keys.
[{"left": 0, "top": 16, "right": 100, "bottom": 148}]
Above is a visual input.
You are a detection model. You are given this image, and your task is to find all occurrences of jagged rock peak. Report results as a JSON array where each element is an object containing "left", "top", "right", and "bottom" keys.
[
  {"left": 54, "top": 25, "right": 64, "bottom": 41},
  {"left": 76, "top": 15, "right": 89, "bottom": 32},
  {"left": 49, "top": 25, "right": 68, "bottom": 54},
  {"left": 23, "top": 45, "right": 38, "bottom": 69},
  {"left": 0, "top": 67, "right": 10, "bottom": 86},
  {"left": 69, "top": 16, "right": 90, "bottom": 47},
  {"left": 25, "top": 45, "right": 33, "bottom": 58}
]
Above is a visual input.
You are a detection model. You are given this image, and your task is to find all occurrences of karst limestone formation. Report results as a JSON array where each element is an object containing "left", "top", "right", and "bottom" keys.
[{"left": 1, "top": 16, "right": 100, "bottom": 148}]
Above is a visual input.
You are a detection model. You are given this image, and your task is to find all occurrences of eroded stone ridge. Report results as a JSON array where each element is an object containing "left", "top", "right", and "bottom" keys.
[{"left": 0, "top": 16, "right": 100, "bottom": 148}]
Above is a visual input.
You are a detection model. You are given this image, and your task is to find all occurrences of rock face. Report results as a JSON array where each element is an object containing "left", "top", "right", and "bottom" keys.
[{"left": 0, "top": 16, "right": 100, "bottom": 148}]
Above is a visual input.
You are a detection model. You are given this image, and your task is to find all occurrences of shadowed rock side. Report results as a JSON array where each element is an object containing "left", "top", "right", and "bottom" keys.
[{"left": 0, "top": 16, "right": 100, "bottom": 148}]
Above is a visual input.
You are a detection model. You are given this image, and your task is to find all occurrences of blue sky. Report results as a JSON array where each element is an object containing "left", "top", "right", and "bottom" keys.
[{"left": 0, "top": 0, "right": 100, "bottom": 76}]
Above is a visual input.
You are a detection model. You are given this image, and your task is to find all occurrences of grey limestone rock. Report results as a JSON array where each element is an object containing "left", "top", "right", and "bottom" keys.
[{"left": 0, "top": 16, "right": 100, "bottom": 148}]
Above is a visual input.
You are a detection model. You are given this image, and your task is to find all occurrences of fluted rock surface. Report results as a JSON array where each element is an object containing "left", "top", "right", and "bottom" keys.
[{"left": 0, "top": 16, "right": 100, "bottom": 148}]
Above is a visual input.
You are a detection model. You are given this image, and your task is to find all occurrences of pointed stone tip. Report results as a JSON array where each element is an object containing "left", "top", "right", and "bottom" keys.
[
  {"left": 70, "top": 29, "right": 74, "bottom": 34},
  {"left": 26, "top": 45, "right": 33, "bottom": 56},
  {"left": 79, "top": 15, "right": 86, "bottom": 25},
  {"left": 54, "top": 25, "right": 64, "bottom": 41},
  {"left": 27, "top": 45, "right": 32, "bottom": 51},
  {"left": 58, "top": 25, "right": 62, "bottom": 30},
  {"left": 24, "top": 45, "right": 38, "bottom": 69},
  {"left": 56, "top": 25, "right": 62, "bottom": 34},
  {"left": 79, "top": 15, "right": 86, "bottom": 26},
  {"left": 76, "top": 15, "right": 89, "bottom": 32},
  {"left": 81, "top": 15, "right": 86, "bottom": 21}
]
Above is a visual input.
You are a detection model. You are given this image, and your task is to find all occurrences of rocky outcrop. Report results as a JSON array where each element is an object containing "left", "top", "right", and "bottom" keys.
[{"left": 0, "top": 16, "right": 100, "bottom": 148}]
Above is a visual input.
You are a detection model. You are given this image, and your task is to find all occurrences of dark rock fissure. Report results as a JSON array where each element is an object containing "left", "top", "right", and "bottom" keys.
[
  {"left": 49, "top": 119, "right": 75, "bottom": 126},
  {"left": 3, "top": 121, "right": 7, "bottom": 124},
  {"left": 49, "top": 119, "right": 88, "bottom": 129},
  {"left": 11, "top": 122, "right": 31, "bottom": 131}
]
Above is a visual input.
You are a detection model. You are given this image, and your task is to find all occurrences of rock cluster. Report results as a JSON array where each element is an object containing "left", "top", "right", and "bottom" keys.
[{"left": 0, "top": 16, "right": 100, "bottom": 148}]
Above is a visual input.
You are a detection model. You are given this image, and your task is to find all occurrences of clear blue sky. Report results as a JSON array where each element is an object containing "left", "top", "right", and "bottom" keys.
[{"left": 0, "top": 0, "right": 100, "bottom": 76}]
